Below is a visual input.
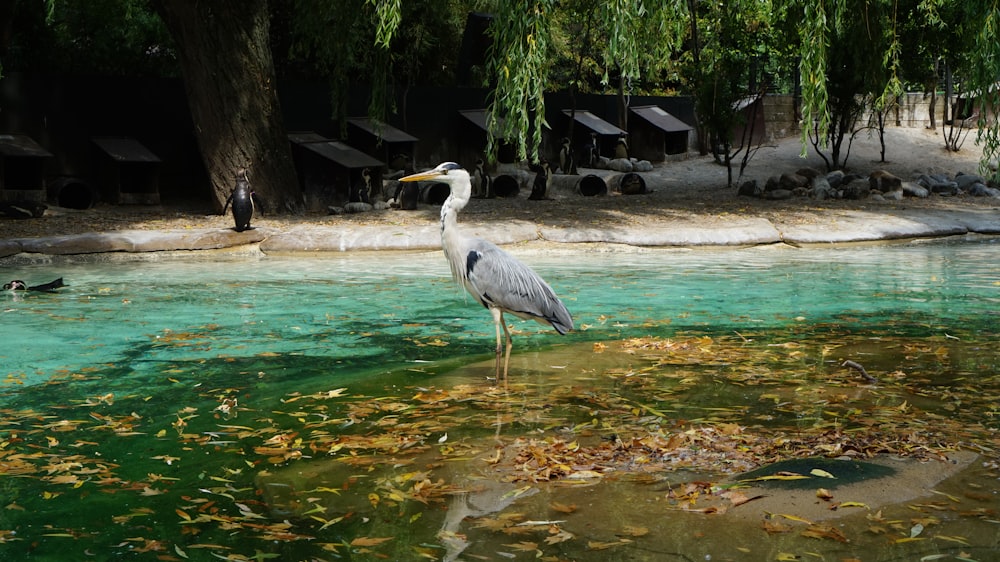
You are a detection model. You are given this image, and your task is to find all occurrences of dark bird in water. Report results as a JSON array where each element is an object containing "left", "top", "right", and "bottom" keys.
[
  {"left": 398, "top": 162, "right": 573, "bottom": 380},
  {"left": 614, "top": 133, "right": 629, "bottom": 159},
  {"left": 558, "top": 137, "right": 577, "bottom": 175},
  {"left": 223, "top": 168, "right": 257, "bottom": 232},
  {"left": 529, "top": 159, "right": 552, "bottom": 200},
  {"left": 4, "top": 278, "right": 65, "bottom": 292},
  {"left": 471, "top": 158, "right": 493, "bottom": 199}
]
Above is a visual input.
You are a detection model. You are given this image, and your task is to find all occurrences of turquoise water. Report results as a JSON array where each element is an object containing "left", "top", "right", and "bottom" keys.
[
  {"left": 1, "top": 237, "right": 1000, "bottom": 561},
  {"left": 4, "top": 237, "right": 998, "bottom": 384}
]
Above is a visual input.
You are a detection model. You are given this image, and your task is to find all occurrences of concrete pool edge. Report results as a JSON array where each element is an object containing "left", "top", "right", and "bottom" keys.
[{"left": 2, "top": 207, "right": 1000, "bottom": 260}]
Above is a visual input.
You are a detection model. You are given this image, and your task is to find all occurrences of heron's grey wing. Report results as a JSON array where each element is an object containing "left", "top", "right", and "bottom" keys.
[{"left": 463, "top": 242, "right": 573, "bottom": 334}]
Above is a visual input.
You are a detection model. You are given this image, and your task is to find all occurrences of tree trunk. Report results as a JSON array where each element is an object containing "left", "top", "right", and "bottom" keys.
[{"left": 154, "top": 0, "right": 301, "bottom": 214}]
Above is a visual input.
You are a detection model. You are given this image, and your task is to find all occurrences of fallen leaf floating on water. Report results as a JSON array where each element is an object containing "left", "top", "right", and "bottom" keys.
[
  {"left": 1, "top": 332, "right": 998, "bottom": 560},
  {"left": 549, "top": 502, "right": 577, "bottom": 513},
  {"left": 586, "top": 539, "right": 633, "bottom": 550},
  {"left": 800, "top": 523, "right": 848, "bottom": 542},
  {"left": 350, "top": 536, "right": 394, "bottom": 547}
]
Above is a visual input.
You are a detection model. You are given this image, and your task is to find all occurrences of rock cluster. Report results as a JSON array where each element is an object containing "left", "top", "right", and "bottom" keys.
[
  {"left": 591, "top": 157, "right": 655, "bottom": 173},
  {"left": 739, "top": 167, "right": 1000, "bottom": 202}
]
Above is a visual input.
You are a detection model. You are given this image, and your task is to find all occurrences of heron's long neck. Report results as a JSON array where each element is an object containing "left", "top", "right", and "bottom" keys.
[{"left": 440, "top": 192, "right": 467, "bottom": 234}]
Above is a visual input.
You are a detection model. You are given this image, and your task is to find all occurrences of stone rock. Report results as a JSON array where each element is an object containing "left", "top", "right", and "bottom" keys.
[
  {"left": 918, "top": 174, "right": 958, "bottom": 195},
  {"left": 901, "top": 182, "right": 929, "bottom": 198},
  {"left": 737, "top": 180, "right": 760, "bottom": 197},
  {"left": 328, "top": 206, "right": 346, "bottom": 215},
  {"left": 826, "top": 170, "right": 846, "bottom": 188},
  {"left": 373, "top": 201, "right": 391, "bottom": 211},
  {"left": 0, "top": 239, "right": 23, "bottom": 259},
  {"left": 17, "top": 229, "right": 268, "bottom": 256},
  {"left": 966, "top": 183, "right": 1000, "bottom": 197},
  {"left": 810, "top": 177, "right": 837, "bottom": 200},
  {"left": 608, "top": 158, "right": 633, "bottom": 173},
  {"left": 841, "top": 178, "right": 871, "bottom": 200},
  {"left": 869, "top": 170, "right": 902, "bottom": 193},
  {"left": 765, "top": 176, "right": 780, "bottom": 191},
  {"left": 345, "top": 202, "right": 374, "bottom": 213},
  {"left": 633, "top": 160, "right": 654, "bottom": 172},
  {"left": 779, "top": 172, "right": 808, "bottom": 190},
  {"left": 954, "top": 173, "right": 986, "bottom": 191}
]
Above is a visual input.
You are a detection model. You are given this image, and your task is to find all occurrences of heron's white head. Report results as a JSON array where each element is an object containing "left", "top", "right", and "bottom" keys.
[{"left": 400, "top": 162, "right": 471, "bottom": 201}]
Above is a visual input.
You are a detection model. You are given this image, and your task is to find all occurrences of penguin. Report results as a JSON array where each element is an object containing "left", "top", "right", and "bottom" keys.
[
  {"left": 351, "top": 168, "right": 373, "bottom": 204},
  {"left": 586, "top": 132, "right": 600, "bottom": 167},
  {"left": 614, "top": 133, "right": 629, "bottom": 160},
  {"left": 4, "top": 278, "right": 65, "bottom": 292},
  {"left": 223, "top": 168, "right": 256, "bottom": 232},
  {"left": 558, "top": 137, "right": 576, "bottom": 175},
  {"left": 528, "top": 159, "right": 552, "bottom": 201},
  {"left": 472, "top": 158, "right": 493, "bottom": 199}
]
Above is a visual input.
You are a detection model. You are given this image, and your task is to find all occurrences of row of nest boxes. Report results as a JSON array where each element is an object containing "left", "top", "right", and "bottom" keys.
[
  {"left": 0, "top": 124, "right": 412, "bottom": 210},
  {"left": 0, "top": 134, "right": 162, "bottom": 207}
]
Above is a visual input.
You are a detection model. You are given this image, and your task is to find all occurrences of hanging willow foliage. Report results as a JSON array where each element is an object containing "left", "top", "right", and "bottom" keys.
[
  {"left": 483, "top": 0, "right": 554, "bottom": 162},
  {"left": 369, "top": 0, "right": 402, "bottom": 49},
  {"left": 368, "top": 1, "right": 1000, "bottom": 172},
  {"left": 797, "top": 1, "right": 829, "bottom": 155},
  {"left": 968, "top": 0, "right": 1000, "bottom": 178}
]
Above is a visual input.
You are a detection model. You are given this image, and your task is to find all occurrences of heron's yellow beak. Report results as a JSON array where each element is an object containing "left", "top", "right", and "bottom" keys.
[{"left": 399, "top": 170, "right": 443, "bottom": 182}]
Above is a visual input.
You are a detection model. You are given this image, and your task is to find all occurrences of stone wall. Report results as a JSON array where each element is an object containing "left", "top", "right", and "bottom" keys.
[{"left": 759, "top": 92, "right": 948, "bottom": 141}]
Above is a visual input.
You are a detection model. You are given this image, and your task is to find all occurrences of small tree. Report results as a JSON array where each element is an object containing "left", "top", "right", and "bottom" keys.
[{"left": 684, "top": 0, "right": 779, "bottom": 187}]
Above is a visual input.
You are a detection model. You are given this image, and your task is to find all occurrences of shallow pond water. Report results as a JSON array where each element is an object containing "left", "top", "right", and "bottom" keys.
[{"left": 1, "top": 237, "right": 1000, "bottom": 561}]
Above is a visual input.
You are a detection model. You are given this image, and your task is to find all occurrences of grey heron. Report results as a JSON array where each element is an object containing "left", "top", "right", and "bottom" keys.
[{"left": 400, "top": 162, "right": 573, "bottom": 380}]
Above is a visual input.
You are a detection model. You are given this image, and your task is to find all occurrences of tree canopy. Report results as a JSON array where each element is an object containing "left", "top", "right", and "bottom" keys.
[{"left": 3, "top": 0, "right": 999, "bottom": 210}]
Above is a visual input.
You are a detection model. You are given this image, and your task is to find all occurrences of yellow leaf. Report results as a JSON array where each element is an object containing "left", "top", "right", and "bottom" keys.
[
  {"left": 767, "top": 512, "right": 813, "bottom": 524},
  {"left": 892, "top": 537, "right": 925, "bottom": 544},
  {"left": 837, "top": 501, "right": 868, "bottom": 509},
  {"left": 504, "top": 541, "right": 539, "bottom": 552},
  {"left": 933, "top": 534, "right": 970, "bottom": 545},
  {"left": 550, "top": 502, "right": 577, "bottom": 514},
  {"left": 809, "top": 468, "right": 835, "bottom": 479},
  {"left": 619, "top": 525, "right": 648, "bottom": 537},
  {"left": 587, "top": 539, "right": 632, "bottom": 550},
  {"left": 745, "top": 474, "right": 809, "bottom": 482},
  {"left": 350, "top": 536, "right": 394, "bottom": 547}
]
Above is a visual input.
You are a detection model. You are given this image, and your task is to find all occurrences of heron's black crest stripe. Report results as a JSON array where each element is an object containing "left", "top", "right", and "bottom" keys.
[{"left": 466, "top": 250, "right": 480, "bottom": 275}]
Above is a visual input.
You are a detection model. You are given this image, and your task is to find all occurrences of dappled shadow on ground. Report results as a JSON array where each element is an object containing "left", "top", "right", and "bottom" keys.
[{"left": 1, "top": 127, "right": 994, "bottom": 243}]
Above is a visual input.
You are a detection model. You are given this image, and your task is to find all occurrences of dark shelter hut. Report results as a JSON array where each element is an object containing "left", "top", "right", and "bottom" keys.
[
  {"left": 628, "top": 105, "right": 693, "bottom": 162},
  {"left": 288, "top": 132, "right": 384, "bottom": 210}
]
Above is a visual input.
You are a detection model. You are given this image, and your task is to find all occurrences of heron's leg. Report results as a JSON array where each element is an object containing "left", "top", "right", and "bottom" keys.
[
  {"left": 500, "top": 313, "right": 513, "bottom": 380},
  {"left": 491, "top": 307, "right": 504, "bottom": 380}
]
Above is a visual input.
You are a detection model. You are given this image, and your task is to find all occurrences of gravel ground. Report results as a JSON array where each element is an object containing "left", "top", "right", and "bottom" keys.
[{"left": 1, "top": 127, "right": 997, "bottom": 242}]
